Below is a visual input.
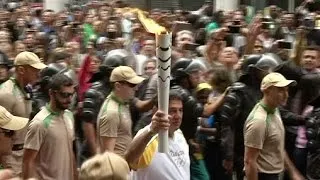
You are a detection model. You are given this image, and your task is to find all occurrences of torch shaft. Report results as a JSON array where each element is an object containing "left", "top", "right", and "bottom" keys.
[{"left": 156, "top": 32, "right": 172, "bottom": 153}]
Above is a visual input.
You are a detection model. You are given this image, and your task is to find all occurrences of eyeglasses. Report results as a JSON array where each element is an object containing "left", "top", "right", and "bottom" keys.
[
  {"left": 119, "top": 81, "right": 137, "bottom": 88},
  {"left": 54, "top": 91, "right": 75, "bottom": 98},
  {"left": 0, "top": 129, "right": 14, "bottom": 138}
]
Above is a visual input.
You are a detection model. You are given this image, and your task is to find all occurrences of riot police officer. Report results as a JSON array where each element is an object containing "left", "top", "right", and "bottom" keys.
[
  {"left": 216, "top": 54, "right": 282, "bottom": 180},
  {"left": 306, "top": 96, "right": 320, "bottom": 180},
  {"left": 276, "top": 60, "right": 320, "bottom": 179},
  {"left": 303, "top": 74, "right": 320, "bottom": 180},
  {"left": 170, "top": 58, "right": 206, "bottom": 141}
]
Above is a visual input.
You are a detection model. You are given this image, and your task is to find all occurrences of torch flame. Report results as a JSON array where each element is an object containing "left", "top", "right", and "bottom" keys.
[{"left": 121, "top": 8, "right": 167, "bottom": 35}]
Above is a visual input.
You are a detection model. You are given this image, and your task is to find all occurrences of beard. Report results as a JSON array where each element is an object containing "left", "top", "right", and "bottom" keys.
[{"left": 53, "top": 95, "right": 70, "bottom": 111}]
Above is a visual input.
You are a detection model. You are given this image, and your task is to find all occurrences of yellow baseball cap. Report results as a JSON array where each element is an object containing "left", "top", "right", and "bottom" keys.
[
  {"left": 261, "top": 72, "right": 297, "bottom": 91},
  {"left": 110, "top": 66, "right": 145, "bottom": 84},
  {"left": 195, "top": 83, "right": 213, "bottom": 93},
  {"left": 14, "top": 51, "right": 47, "bottom": 70},
  {"left": 0, "top": 106, "right": 28, "bottom": 131}
]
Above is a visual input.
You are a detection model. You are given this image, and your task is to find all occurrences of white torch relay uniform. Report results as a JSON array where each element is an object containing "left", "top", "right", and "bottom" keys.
[{"left": 130, "top": 125, "right": 190, "bottom": 180}]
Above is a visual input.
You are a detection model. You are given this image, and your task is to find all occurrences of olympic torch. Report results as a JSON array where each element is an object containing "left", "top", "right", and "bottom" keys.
[
  {"left": 133, "top": 9, "right": 170, "bottom": 153},
  {"left": 156, "top": 32, "right": 171, "bottom": 153}
]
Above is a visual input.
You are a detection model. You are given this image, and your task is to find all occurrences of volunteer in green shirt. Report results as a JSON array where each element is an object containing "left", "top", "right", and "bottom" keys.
[{"left": 0, "top": 105, "right": 28, "bottom": 170}]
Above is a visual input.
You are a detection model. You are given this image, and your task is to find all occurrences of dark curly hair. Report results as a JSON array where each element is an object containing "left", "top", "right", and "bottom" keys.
[
  {"left": 209, "top": 66, "right": 233, "bottom": 94},
  {"left": 49, "top": 73, "right": 74, "bottom": 91}
]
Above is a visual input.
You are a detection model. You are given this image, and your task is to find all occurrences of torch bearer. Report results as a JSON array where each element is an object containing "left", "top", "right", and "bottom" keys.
[
  {"left": 130, "top": 8, "right": 171, "bottom": 153},
  {"left": 156, "top": 32, "right": 171, "bottom": 153}
]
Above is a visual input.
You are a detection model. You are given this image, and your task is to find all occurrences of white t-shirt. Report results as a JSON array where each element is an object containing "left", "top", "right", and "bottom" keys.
[{"left": 130, "top": 126, "right": 190, "bottom": 180}]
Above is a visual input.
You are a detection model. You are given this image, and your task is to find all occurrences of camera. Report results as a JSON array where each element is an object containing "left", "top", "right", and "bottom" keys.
[
  {"left": 182, "top": 43, "right": 199, "bottom": 51},
  {"left": 278, "top": 41, "right": 292, "bottom": 49},
  {"left": 261, "top": 22, "right": 274, "bottom": 30},
  {"left": 261, "top": 16, "right": 275, "bottom": 30},
  {"left": 233, "top": 20, "right": 241, "bottom": 26},
  {"left": 229, "top": 26, "right": 240, "bottom": 33},
  {"left": 107, "top": 31, "right": 117, "bottom": 40},
  {"left": 227, "top": 20, "right": 242, "bottom": 34}
]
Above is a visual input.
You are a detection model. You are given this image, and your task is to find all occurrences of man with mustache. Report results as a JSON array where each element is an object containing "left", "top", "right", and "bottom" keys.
[{"left": 126, "top": 89, "right": 190, "bottom": 180}]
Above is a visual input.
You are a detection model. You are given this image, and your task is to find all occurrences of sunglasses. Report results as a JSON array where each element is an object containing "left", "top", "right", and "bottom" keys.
[
  {"left": 54, "top": 91, "right": 75, "bottom": 98},
  {"left": 119, "top": 81, "right": 137, "bottom": 88},
  {"left": 0, "top": 129, "right": 14, "bottom": 138}
]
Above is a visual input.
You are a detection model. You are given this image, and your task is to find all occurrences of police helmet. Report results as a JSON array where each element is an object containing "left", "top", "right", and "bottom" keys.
[
  {"left": 102, "top": 49, "right": 129, "bottom": 68},
  {"left": 40, "top": 63, "right": 65, "bottom": 78},
  {"left": 90, "top": 49, "right": 133, "bottom": 83},
  {"left": 61, "top": 68, "right": 78, "bottom": 87},
  {"left": 253, "top": 53, "right": 282, "bottom": 72},
  {"left": 171, "top": 58, "right": 207, "bottom": 83},
  {"left": 37, "top": 63, "right": 66, "bottom": 89},
  {"left": 240, "top": 54, "right": 262, "bottom": 76}
]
